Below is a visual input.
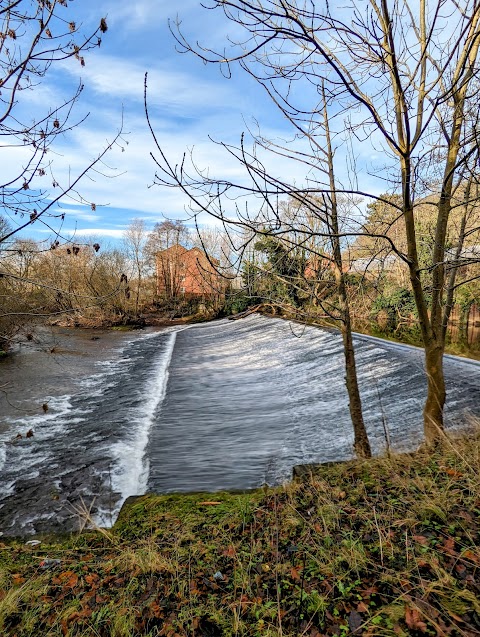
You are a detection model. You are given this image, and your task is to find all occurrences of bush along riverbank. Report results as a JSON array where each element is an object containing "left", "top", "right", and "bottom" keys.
[{"left": 1, "top": 432, "right": 479, "bottom": 636}]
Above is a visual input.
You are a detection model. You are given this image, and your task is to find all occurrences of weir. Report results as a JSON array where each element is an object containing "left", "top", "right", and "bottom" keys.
[
  {"left": 146, "top": 314, "right": 480, "bottom": 493},
  {"left": 0, "top": 315, "right": 479, "bottom": 536}
]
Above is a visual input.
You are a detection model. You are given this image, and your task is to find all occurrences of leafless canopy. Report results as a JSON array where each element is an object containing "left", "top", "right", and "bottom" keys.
[{"left": 0, "top": 0, "right": 120, "bottom": 244}]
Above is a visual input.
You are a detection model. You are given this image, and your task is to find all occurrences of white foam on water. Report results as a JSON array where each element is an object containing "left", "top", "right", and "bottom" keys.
[
  {"left": 0, "top": 326, "right": 180, "bottom": 532},
  {"left": 0, "top": 445, "right": 6, "bottom": 475},
  {"left": 109, "top": 331, "right": 177, "bottom": 504},
  {"left": 80, "top": 360, "right": 129, "bottom": 396},
  {"left": 0, "top": 479, "right": 15, "bottom": 499},
  {"left": 0, "top": 394, "right": 76, "bottom": 499},
  {"left": 94, "top": 507, "right": 116, "bottom": 530},
  {"left": 78, "top": 329, "right": 179, "bottom": 397},
  {"left": 2, "top": 394, "right": 74, "bottom": 440}
]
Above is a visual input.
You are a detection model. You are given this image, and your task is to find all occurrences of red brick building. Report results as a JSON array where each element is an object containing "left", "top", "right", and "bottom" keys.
[{"left": 156, "top": 244, "right": 224, "bottom": 299}]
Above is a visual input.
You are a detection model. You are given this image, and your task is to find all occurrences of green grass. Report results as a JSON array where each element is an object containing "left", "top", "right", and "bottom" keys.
[{"left": 1, "top": 432, "right": 479, "bottom": 636}]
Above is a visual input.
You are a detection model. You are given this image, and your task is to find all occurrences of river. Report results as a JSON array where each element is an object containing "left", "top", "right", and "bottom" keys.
[{"left": 0, "top": 314, "right": 479, "bottom": 536}]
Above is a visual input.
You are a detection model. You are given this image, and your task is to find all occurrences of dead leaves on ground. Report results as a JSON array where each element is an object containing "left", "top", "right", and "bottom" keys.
[{"left": 1, "top": 448, "right": 480, "bottom": 636}]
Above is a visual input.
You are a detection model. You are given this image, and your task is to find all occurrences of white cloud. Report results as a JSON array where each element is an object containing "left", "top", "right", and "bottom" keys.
[
  {"left": 104, "top": 0, "right": 197, "bottom": 32},
  {"left": 73, "top": 212, "right": 101, "bottom": 222},
  {"left": 66, "top": 228, "right": 128, "bottom": 239},
  {"left": 58, "top": 52, "right": 237, "bottom": 116},
  {"left": 16, "top": 82, "right": 69, "bottom": 110},
  {"left": 35, "top": 109, "right": 264, "bottom": 216},
  {"left": 103, "top": 0, "right": 237, "bottom": 50}
]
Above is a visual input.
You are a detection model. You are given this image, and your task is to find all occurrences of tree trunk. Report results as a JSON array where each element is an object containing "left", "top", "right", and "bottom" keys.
[
  {"left": 423, "top": 341, "right": 446, "bottom": 444},
  {"left": 442, "top": 178, "right": 473, "bottom": 342},
  {"left": 322, "top": 86, "right": 371, "bottom": 459},
  {"left": 341, "top": 309, "right": 372, "bottom": 458},
  {"left": 399, "top": 152, "right": 448, "bottom": 445}
]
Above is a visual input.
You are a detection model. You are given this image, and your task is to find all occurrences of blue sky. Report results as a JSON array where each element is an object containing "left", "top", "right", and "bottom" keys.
[{"left": 8, "top": 0, "right": 383, "bottom": 246}]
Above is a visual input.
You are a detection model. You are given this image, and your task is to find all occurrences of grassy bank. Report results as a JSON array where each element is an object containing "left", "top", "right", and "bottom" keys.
[{"left": 1, "top": 433, "right": 479, "bottom": 636}]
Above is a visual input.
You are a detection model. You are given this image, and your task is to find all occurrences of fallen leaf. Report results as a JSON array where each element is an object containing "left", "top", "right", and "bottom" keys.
[
  {"left": 12, "top": 574, "right": 26, "bottom": 585},
  {"left": 443, "top": 537, "right": 456, "bottom": 555},
  {"left": 462, "top": 549, "right": 480, "bottom": 564},
  {"left": 413, "top": 535, "right": 429, "bottom": 545},
  {"left": 454, "top": 563, "right": 467, "bottom": 576},
  {"left": 405, "top": 606, "right": 428, "bottom": 632},
  {"left": 85, "top": 573, "right": 100, "bottom": 586},
  {"left": 222, "top": 546, "right": 236, "bottom": 557},
  {"left": 57, "top": 570, "right": 78, "bottom": 588},
  {"left": 445, "top": 468, "right": 462, "bottom": 478},
  {"left": 349, "top": 610, "right": 363, "bottom": 634},
  {"left": 67, "top": 607, "right": 92, "bottom": 622}
]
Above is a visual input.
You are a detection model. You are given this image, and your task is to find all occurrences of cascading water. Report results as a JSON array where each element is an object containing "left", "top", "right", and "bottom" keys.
[
  {"left": 0, "top": 327, "right": 178, "bottom": 535},
  {"left": 146, "top": 315, "right": 480, "bottom": 491},
  {"left": 0, "top": 314, "right": 479, "bottom": 536}
]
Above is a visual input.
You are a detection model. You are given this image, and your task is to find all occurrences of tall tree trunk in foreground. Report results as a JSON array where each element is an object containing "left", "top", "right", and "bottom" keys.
[{"left": 323, "top": 89, "right": 371, "bottom": 458}]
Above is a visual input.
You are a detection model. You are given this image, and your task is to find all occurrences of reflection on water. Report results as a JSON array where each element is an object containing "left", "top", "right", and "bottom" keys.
[
  {"left": 468, "top": 323, "right": 480, "bottom": 347},
  {"left": 360, "top": 306, "right": 480, "bottom": 360},
  {"left": 467, "top": 305, "right": 480, "bottom": 347}
]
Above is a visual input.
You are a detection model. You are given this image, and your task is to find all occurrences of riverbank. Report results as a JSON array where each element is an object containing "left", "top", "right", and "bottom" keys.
[
  {"left": 47, "top": 311, "right": 199, "bottom": 330},
  {"left": 35, "top": 302, "right": 480, "bottom": 362},
  {"left": 352, "top": 319, "right": 480, "bottom": 362},
  {"left": 1, "top": 431, "right": 479, "bottom": 636}
]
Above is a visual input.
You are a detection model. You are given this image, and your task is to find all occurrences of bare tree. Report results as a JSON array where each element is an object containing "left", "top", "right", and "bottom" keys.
[
  {"left": 147, "top": 220, "right": 190, "bottom": 300},
  {"left": 146, "top": 83, "right": 373, "bottom": 456},
  {"left": 322, "top": 94, "right": 371, "bottom": 458},
  {"left": 147, "top": 0, "right": 480, "bottom": 445},
  {"left": 123, "top": 219, "right": 148, "bottom": 317},
  {"left": 0, "top": 1, "right": 124, "bottom": 347},
  {"left": 0, "top": 0, "right": 116, "bottom": 242}
]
